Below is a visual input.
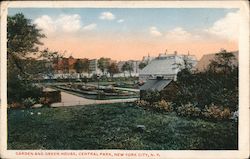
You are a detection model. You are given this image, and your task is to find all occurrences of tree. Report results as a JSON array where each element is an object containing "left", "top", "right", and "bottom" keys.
[
  {"left": 208, "top": 49, "right": 236, "bottom": 75},
  {"left": 139, "top": 62, "right": 147, "bottom": 70},
  {"left": 7, "top": 13, "right": 46, "bottom": 106},
  {"left": 98, "top": 57, "right": 110, "bottom": 75},
  {"left": 74, "top": 58, "right": 90, "bottom": 75},
  {"left": 20, "top": 48, "right": 63, "bottom": 80},
  {"left": 40, "top": 48, "right": 63, "bottom": 80},
  {"left": 121, "top": 62, "right": 133, "bottom": 77},
  {"left": 175, "top": 49, "right": 238, "bottom": 111},
  {"left": 8, "top": 13, "right": 45, "bottom": 75},
  {"left": 108, "top": 62, "right": 119, "bottom": 79}
]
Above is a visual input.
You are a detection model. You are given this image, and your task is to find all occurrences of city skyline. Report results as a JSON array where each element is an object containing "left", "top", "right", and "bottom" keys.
[{"left": 9, "top": 8, "right": 239, "bottom": 60}]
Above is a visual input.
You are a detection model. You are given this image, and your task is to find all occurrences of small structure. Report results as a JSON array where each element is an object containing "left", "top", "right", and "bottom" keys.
[
  {"left": 140, "top": 77, "right": 178, "bottom": 101},
  {"left": 140, "top": 78, "right": 172, "bottom": 92}
]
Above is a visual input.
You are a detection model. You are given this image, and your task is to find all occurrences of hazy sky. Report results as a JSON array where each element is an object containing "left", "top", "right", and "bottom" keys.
[{"left": 9, "top": 8, "right": 239, "bottom": 60}]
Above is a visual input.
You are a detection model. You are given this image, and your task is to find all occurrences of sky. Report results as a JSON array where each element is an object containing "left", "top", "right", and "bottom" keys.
[{"left": 8, "top": 8, "right": 239, "bottom": 60}]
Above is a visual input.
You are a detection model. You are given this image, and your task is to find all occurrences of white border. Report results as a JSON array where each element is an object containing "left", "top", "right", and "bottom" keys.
[{"left": 0, "top": 1, "right": 249, "bottom": 159}]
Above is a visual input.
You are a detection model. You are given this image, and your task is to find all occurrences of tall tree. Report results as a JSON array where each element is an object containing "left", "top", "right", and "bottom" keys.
[
  {"left": 8, "top": 13, "right": 45, "bottom": 75},
  {"left": 7, "top": 13, "right": 46, "bottom": 105},
  {"left": 139, "top": 62, "right": 147, "bottom": 70},
  {"left": 98, "top": 57, "right": 110, "bottom": 75},
  {"left": 175, "top": 49, "right": 238, "bottom": 111},
  {"left": 74, "top": 58, "right": 90, "bottom": 78},
  {"left": 122, "top": 62, "right": 133, "bottom": 77},
  {"left": 208, "top": 49, "right": 236, "bottom": 74},
  {"left": 108, "top": 62, "right": 119, "bottom": 79}
]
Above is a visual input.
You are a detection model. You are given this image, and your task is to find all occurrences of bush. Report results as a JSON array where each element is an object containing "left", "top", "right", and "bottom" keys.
[
  {"left": 8, "top": 102, "right": 23, "bottom": 109},
  {"left": 134, "top": 100, "right": 150, "bottom": 108},
  {"left": 135, "top": 100, "right": 173, "bottom": 113},
  {"left": 202, "top": 104, "right": 232, "bottom": 120},
  {"left": 22, "top": 97, "right": 36, "bottom": 108},
  {"left": 155, "top": 100, "right": 173, "bottom": 112},
  {"left": 176, "top": 103, "right": 201, "bottom": 118},
  {"left": 142, "top": 91, "right": 161, "bottom": 104},
  {"left": 220, "top": 107, "right": 231, "bottom": 119}
]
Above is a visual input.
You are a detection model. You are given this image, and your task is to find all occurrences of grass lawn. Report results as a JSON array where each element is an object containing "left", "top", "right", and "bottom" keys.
[{"left": 8, "top": 103, "right": 237, "bottom": 150}]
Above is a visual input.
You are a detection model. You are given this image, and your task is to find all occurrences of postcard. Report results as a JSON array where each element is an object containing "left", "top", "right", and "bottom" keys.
[{"left": 0, "top": 1, "right": 249, "bottom": 159}]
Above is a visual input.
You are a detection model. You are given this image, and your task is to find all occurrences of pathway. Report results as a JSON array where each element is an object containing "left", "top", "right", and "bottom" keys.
[{"left": 49, "top": 88, "right": 138, "bottom": 107}]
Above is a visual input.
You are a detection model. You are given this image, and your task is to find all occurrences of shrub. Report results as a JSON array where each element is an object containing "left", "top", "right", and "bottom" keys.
[
  {"left": 134, "top": 100, "right": 150, "bottom": 108},
  {"left": 202, "top": 105, "right": 221, "bottom": 119},
  {"left": 176, "top": 103, "right": 201, "bottom": 118},
  {"left": 220, "top": 107, "right": 231, "bottom": 119},
  {"left": 202, "top": 104, "right": 232, "bottom": 120},
  {"left": 8, "top": 102, "right": 23, "bottom": 109},
  {"left": 135, "top": 100, "right": 173, "bottom": 113},
  {"left": 155, "top": 100, "right": 173, "bottom": 112},
  {"left": 22, "top": 97, "right": 36, "bottom": 108},
  {"left": 142, "top": 91, "right": 161, "bottom": 104}
]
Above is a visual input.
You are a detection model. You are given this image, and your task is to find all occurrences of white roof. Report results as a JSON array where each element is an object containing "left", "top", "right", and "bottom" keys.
[{"left": 140, "top": 56, "right": 177, "bottom": 75}]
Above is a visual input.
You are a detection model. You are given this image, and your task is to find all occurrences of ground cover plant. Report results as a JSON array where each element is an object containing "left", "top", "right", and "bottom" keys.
[{"left": 8, "top": 103, "right": 237, "bottom": 150}]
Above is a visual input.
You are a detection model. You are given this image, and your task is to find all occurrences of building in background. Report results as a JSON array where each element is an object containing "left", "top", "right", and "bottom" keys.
[
  {"left": 68, "top": 56, "right": 77, "bottom": 74},
  {"left": 141, "top": 54, "right": 155, "bottom": 64},
  {"left": 195, "top": 51, "right": 238, "bottom": 72},
  {"left": 139, "top": 52, "right": 197, "bottom": 82},
  {"left": 89, "top": 59, "right": 101, "bottom": 75}
]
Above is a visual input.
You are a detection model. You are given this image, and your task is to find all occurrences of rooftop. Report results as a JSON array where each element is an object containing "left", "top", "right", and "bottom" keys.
[{"left": 140, "top": 79, "right": 172, "bottom": 91}]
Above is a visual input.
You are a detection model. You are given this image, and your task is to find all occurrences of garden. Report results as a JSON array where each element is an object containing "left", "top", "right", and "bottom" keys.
[{"left": 52, "top": 82, "right": 139, "bottom": 100}]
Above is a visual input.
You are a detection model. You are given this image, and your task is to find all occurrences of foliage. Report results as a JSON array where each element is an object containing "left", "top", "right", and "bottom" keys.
[
  {"left": 202, "top": 104, "right": 232, "bottom": 120},
  {"left": 134, "top": 100, "right": 150, "bottom": 108},
  {"left": 142, "top": 90, "right": 161, "bottom": 104},
  {"left": 98, "top": 57, "right": 111, "bottom": 74},
  {"left": 176, "top": 103, "right": 201, "bottom": 118},
  {"left": 7, "top": 13, "right": 45, "bottom": 56},
  {"left": 74, "top": 58, "right": 90, "bottom": 74},
  {"left": 138, "top": 62, "right": 148, "bottom": 70},
  {"left": 175, "top": 50, "right": 238, "bottom": 111},
  {"left": 8, "top": 103, "right": 238, "bottom": 150},
  {"left": 107, "top": 62, "right": 119, "bottom": 78},
  {"left": 155, "top": 100, "right": 173, "bottom": 112},
  {"left": 22, "top": 97, "right": 36, "bottom": 108},
  {"left": 135, "top": 99, "right": 173, "bottom": 112},
  {"left": 208, "top": 49, "right": 236, "bottom": 74},
  {"left": 7, "top": 13, "right": 47, "bottom": 106},
  {"left": 121, "top": 62, "right": 134, "bottom": 77},
  {"left": 7, "top": 68, "right": 42, "bottom": 104}
]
